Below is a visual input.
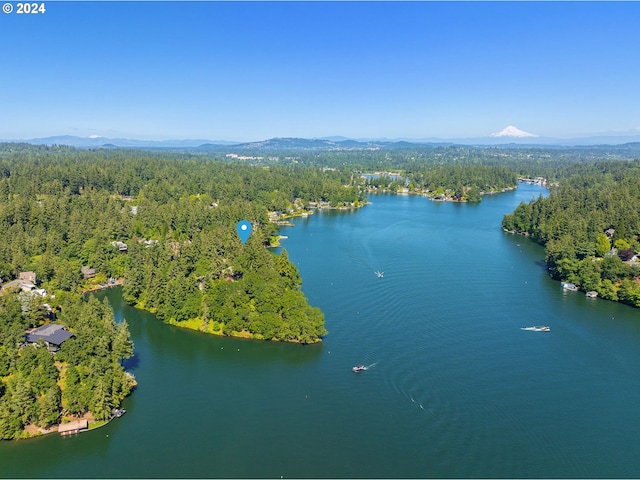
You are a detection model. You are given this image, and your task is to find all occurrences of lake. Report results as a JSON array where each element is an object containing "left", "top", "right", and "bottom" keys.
[{"left": 3, "top": 184, "right": 640, "bottom": 478}]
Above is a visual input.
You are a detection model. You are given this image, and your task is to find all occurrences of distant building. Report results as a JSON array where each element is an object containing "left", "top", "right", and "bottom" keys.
[
  {"left": 1, "top": 278, "right": 36, "bottom": 295},
  {"left": 137, "top": 239, "right": 158, "bottom": 248},
  {"left": 111, "top": 241, "right": 128, "bottom": 252},
  {"left": 25, "top": 324, "right": 74, "bottom": 352},
  {"left": 19, "top": 271, "right": 37, "bottom": 284},
  {"left": 81, "top": 266, "right": 96, "bottom": 279}
]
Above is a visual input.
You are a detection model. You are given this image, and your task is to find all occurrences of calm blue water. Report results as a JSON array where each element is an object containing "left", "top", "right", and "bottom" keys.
[{"left": 3, "top": 184, "right": 640, "bottom": 478}]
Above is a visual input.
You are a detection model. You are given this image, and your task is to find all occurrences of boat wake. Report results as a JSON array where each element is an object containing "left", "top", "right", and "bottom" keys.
[
  {"left": 352, "top": 361, "right": 379, "bottom": 373},
  {"left": 408, "top": 395, "right": 430, "bottom": 413},
  {"left": 521, "top": 326, "right": 550, "bottom": 332}
]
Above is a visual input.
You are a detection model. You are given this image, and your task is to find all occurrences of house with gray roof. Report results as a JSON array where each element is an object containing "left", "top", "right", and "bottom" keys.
[
  {"left": 1, "top": 279, "right": 35, "bottom": 295},
  {"left": 81, "top": 266, "right": 96, "bottom": 279},
  {"left": 25, "top": 324, "right": 74, "bottom": 352}
]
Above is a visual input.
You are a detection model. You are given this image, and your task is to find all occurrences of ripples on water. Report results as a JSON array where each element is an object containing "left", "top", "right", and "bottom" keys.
[
  {"left": 4, "top": 186, "right": 640, "bottom": 479},
  {"left": 294, "top": 189, "right": 640, "bottom": 478}
]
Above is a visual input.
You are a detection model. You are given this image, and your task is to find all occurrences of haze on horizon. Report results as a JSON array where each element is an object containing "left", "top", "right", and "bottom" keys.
[{"left": 1, "top": 2, "right": 639, "bottom": 142}]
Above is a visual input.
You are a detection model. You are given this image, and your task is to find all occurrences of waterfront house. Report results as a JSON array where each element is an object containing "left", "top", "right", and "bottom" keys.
[
  {"left": 81, "top": 266, "right": 96, "bottom": 279},
  {"left": 25, "top": 324, "right": 74, "bottom": 352}
]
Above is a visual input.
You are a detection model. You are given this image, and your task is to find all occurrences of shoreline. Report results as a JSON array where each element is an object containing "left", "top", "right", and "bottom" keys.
[
  {"left": 82, "top": 277, "right": 124, "bottom": 294},
  {"left": 16, "top": 410, "right": 125, "bottom": 441},
  {"left": 126, "top": 297, "right": 323, "bottom": 344},
  {"left": 163, "top": 315, "right": 322, "bottom": 344},
  {"left": 365, "top": 186, "right": 518, "bottom": 202},
  {"left": 269, "top": 200, "right": 370, "bottom": 225}
]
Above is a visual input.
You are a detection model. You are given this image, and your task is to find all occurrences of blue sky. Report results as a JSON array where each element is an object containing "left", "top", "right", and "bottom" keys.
[{"left": 1, "top": 1, "right": 639, "bottom": 141}]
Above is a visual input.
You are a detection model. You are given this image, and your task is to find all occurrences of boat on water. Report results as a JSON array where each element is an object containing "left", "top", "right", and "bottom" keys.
[
  {"left": 561, "top": 282, "right": 578, "bottom": 291},
  {"left": 111, "top": 408, "right": 126, "bottom": 418},
  {"left": 352, "top": 365, "right": 367, "bottom": 373},
  {"left": 521, "top": 326, "right": 550, "bottom": 332},
  {"left": 374, "top": 271, "right": 384, "bottom": 278}
]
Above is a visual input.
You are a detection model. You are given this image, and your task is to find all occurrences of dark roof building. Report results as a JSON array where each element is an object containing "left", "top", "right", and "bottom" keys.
[{"left": 25, "top": 324, "right": 74, "bottom": 351}]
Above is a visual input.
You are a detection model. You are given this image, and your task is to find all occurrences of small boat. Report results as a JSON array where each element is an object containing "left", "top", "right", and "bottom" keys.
[
  {"left": 352, "top": 365, "right": 367, "bottom": 373},
  {"left": 521, "top": 326, "right": 550, "bottom": 332},
  {"left": 561, "top": 282, "right": 578, "bottom": 291},
  {"left": 111, "top": 408, "right": 126, "bottom": 418},
  {"left": 374, "top": 271, "right": 384, "bottom": 278}
]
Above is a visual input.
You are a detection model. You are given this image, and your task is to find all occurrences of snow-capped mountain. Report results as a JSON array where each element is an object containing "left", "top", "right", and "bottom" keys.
[{"left": 490, "top": 125, "right": 538, "bottom": 138}]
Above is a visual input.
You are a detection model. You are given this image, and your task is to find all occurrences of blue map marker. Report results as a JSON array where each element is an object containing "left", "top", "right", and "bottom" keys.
[{"left": 236, "top": 220, "right": 252, "bottom": 244}]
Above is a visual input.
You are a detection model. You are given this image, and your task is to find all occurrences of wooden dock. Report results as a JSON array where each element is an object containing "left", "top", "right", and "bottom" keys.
[{"left": 59, "top": 419, "right": 88, "bottom": 436}]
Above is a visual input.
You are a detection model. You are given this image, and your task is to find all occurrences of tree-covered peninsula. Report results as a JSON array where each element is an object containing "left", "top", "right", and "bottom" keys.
[
  {"left": 361, "top": 165, "right": 520, "bottom": 202},
  {"left": 1, "top": 143, "right": 363, "bottom": 438},
  {"left": 0, "top": 144, "right": 361, "bottom": 344},
  {"left": 502, "top": 160, "right": 640, "bottom": 306}
]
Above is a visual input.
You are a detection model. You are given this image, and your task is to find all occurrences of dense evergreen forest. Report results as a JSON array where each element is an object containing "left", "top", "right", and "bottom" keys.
[
  {"left": 363, "top": 165, "right": 519, "bottom": 202},
  {"left": 0, "top": 293, "right": 134, "bottom": 439},
  {"left": 0, "top": 144, "right": 349, "bottom": 346},
  {"left": 281, "top": 143, "right": 640, "bottom": 203},
  {"left": 274, "top": 143, "right": 640, "bottom": 177},
  {"left": 503, "top": 160, "right": 640, "bottom": 306},
  {"left": 1, "top": 142, "right": 639, "bottom": 439}
]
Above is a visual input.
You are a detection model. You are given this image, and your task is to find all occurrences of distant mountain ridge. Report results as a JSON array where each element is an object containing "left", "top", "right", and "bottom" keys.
[
  {"left": 7, "top": 135, "right": 240, "bottom": 148},
  {"left": 3, "top": 133, "right": 640, "bottom": 150}
]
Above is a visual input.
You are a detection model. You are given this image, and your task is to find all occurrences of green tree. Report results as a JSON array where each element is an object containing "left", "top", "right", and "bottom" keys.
[
  {"left": 601, "top": 255, "right": 629, "bottom": 282},
  {"left": 466, "top": 186, "right": 482, "bottom": 203},
  {"left": 614, "top": 219, "right": 626, "bottom": 244},
  {"left": 62, "top": 365, "right": 84, "bottom": 415},
  {"left": 595, "top": 233, "right": 611, "bottom": 257},
  {"left": 577, "top": 258, "right": 601, "bottom": 292},
  {"left": 614, "top": 238, "right": 631, "bottom": 251},
  {"left": 112, "top": 320, "right": 135, "bottom": 363},
  {"left": 90, "top": 379, "right": 111, "bottom": 421},
  {"left": 276, "top": 249, "right": 301, "bottom": 289},
  {"left": 12, "top": 378, "right": 35, "bottom": 425},
  {"left": 36, "top": 386, "right": 61, "bottom": 428}
]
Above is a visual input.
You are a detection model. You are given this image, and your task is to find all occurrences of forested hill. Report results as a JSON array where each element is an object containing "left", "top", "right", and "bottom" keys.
[
  {"left": 0, "top": 144, "right": 371, "bottom": 343},
  {"left": 502, "top": 160, "right": 640, "bottom": 306}
]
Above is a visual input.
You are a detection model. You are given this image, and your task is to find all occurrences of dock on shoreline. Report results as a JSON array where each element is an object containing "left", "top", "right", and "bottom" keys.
[{"left": 83, "top": 278, "right": 124, "bottom": 293}]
